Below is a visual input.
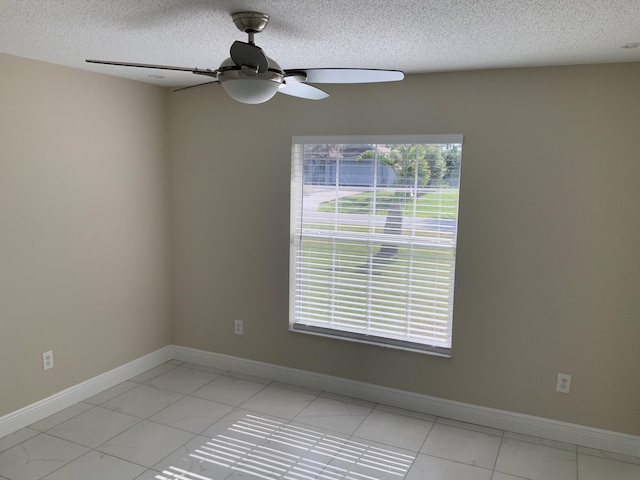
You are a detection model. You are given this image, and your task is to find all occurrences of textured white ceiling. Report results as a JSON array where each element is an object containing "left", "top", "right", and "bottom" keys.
[{"left": 1, "top": 0, "right": 639, "bottom": 87}]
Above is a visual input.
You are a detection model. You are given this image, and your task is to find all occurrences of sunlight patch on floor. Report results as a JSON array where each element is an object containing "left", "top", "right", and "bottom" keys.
[{"left": 155, "top": 413, "right": 415, "bottom": 480}]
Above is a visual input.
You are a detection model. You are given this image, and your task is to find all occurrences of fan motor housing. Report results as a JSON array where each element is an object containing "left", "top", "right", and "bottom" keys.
[{"left": 232, "top": 12, "right": 269, "bottom": 33}]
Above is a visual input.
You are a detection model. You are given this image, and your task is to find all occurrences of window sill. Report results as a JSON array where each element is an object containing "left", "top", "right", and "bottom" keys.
[{"left": 290, "top": 323, "right": 452, "bottom": 358}]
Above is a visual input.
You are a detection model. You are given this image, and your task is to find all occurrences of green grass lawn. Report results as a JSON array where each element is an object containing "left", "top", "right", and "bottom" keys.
[{"left": 317, "top": 189, "right": 459, "bottom": 219}]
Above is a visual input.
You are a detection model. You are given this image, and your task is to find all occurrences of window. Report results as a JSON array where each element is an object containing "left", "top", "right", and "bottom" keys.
[{"left": 290, "top": 135, "right": 463, "bottom": 355}]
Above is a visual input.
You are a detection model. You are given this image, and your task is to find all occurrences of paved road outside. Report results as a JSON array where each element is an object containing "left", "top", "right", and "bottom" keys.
[{"left": 302, "top": 186, "right": 457, "bottom": 234}]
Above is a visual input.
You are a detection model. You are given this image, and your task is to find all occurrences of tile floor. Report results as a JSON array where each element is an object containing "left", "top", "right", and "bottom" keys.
[{"left": 1, "top": 360, "right": 638, "bottom": 480}]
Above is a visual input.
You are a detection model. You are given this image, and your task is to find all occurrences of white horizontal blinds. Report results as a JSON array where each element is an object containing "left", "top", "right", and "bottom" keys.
[{"left": 291, "top": 136, "right": 462, "bottom": 352}]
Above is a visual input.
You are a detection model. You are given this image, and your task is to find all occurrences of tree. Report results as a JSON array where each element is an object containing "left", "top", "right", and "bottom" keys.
[
  {"left": 425, "top": 144, "right": 447, "bottom": 186},
  {"left": 442, "top": 144, "right": 461, "bottom": 186},
  {"left": 358, "top": 144, "right": 432, "bottom": 261},
  {"left": 359, "top": 143, "right": 431, "bottom": 194}
]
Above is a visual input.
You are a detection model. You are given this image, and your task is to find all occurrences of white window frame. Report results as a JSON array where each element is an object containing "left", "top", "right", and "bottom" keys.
[{"left": 290, "top": 135, "right": 463, "bottom": 356}]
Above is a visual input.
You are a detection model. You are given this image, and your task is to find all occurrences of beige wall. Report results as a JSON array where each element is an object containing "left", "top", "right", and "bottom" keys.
[
  {"left": 170, "top": 63, "right": 640, "bottom": 435},
  {"left": 0, "top": 54, "right": 172, "bottom": 417}
]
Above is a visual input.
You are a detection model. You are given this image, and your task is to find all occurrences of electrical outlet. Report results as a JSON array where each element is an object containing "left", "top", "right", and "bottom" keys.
[
  {"left": 556, "top": 373, "right": 571, "bottom": 393},
  {"left": 234, "top": 320, "right": 243, "bottom": 335},
  {"left": 42, "top": 351, "right": 54, "bottom": 371}
]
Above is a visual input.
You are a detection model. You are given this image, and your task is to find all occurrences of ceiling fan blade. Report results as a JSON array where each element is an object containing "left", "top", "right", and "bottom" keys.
[
  {"left": 279, "top": 81, "right": 329, "bottom": 100},
  {"left": 173, "top": 80, "right": 219, "bottom": 93},
  {"left": 229, "top": 41, "right": 269, "bottom": 73},
  {"left": 85, "top": 59, "right": 217, "bottom": 77},
  {"left": 290, "top": 68, "right": 404, "bottom": 84}
]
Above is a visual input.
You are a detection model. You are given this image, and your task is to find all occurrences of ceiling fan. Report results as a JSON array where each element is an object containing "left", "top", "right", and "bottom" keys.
[{"left": 86, "top": 11, "right": 404, "bottom": 104}]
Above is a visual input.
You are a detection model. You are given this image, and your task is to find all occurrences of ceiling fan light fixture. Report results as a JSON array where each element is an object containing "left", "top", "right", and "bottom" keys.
[
  {"left": 220, "top": 77, "right": 281, "bottom": 104},
  {"left": 218, "top": 71, "right": 283, "bottom": 104},
  {"left": 217, "top": 56, "right": 284, "bottom": 104}
]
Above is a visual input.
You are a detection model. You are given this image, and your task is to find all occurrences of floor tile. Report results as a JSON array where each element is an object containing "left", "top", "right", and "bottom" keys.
[
  {"left": 129, "top": 364, "right": 179, "bottom": 384},
  {"left": 492, "top": 472, "right": 532, "bottom": 480},
  {"left": 293, "top": 395, "right": 372, "bottom": 435},
  {"left": 578, "top": 453, "right": 640, "bottom": 480},
  {"left": 40, "top": 450, "right": 146, "bottom": 480},
  {"left": 179, "top": 362, "right": 226, "bottom": 375},
  {"left": 239, "top": 385, "right": 318, "bottom": 419},
  {"left": 263, "top": 419, "right": 355, "bottom": 467},
  {"left": 353, "top": 408, "right": 434, "bottom": 452},
  {"left": 578, "top": 446, "right": 640, "bottom": 465},
  {"left": 200, "top": 408, "right": 290, "bottom": 440},
  {"left": 375, "top": 403, "right": 437, "bottom": 422},
  {"left": 326, "top": 437, "right": 417, "bottom": 480},
  {"left": 502, "top": 431, "right": 577, "bottom": 452},
  {"left": 97, "top": 421, "right": 194, "bottom": 468},
  {"left": 46, "top": 405, "right": 141, "bottom": 448},
  {"left": 405, "top": 453, "right": 493, "bottom": 480},
  {"left": 132, "top": 470, "right": 162, "bottom": 479},
  {"left": 225, "top": 472, "right": 272, "bottom": 479},
  {"left": 84, "top": 381, "right": 139, "bottom": 405},
  {"left": 494, "top": 438, "right": 577, "bottom": 480},
  {"left": 224, "top": 371, "right": 272, "bottom": 384},
  {"left": 0, "top": 428, "right": 39, "bottom": 453},
  {"left": 421, "top": 422, "right": 502, "bottom": 469},
  {"left": 152, "top": 434, "right": 234, "bottom": 480},
  {"left": 191, "top": 375, "right": 267, "bottom": 406},
  {"left": 0, "top": 433, "right": 89, "bottom": 480},
  {"left": 145, "top": 366, "right": 220, "bottom": 395},
  {"left": 149, "top": 396, "right": 235, "bottom": 433},
  {"left": 29, "top": 402, "right": 93, "bottom": 432},
  {"left": 101, "top": 384, "right": 184, "bottom": 418},
  {"left": 436, "top": 417, "right": 504, "bottom": 437},
  {"left": 163, "top": 412, "right": 413, "bottom": 480},
  {"left": 159, "top": 411, "right": 303, "bottom": 479},
  {"left": 320, "top": 391, "right": 377, "bottom": 409},
  {"left": 270, "top": 380, "right": 322, "bottom": 395}
]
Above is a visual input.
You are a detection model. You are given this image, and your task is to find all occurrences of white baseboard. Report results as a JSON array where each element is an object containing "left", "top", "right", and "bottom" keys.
[
  {"left": 2, "top": 345, "right": 637, "bottom": 458},
  {"left": 172, "top": 345, "right": 640, "bottom": 458},
  {"left": 0, "top": 346, "right": 173, "bottom": 439}
]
